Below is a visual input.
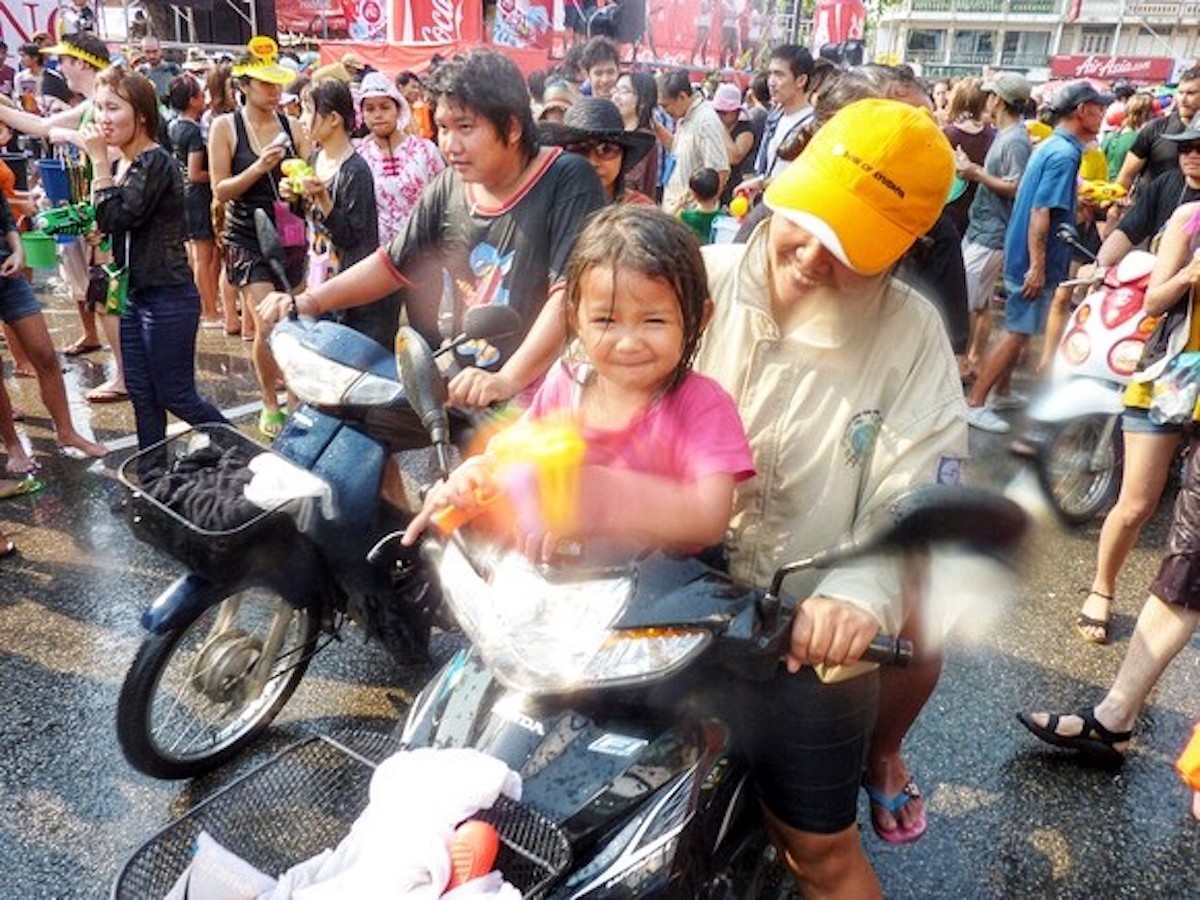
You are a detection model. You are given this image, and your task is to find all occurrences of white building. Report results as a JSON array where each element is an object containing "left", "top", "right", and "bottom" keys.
[{"left": 875, "top": 0, "right": 1200, "bottom": 82}]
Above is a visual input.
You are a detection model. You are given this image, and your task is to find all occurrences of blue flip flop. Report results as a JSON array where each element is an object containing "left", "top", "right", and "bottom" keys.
[{"left": 864, "top": 779, "right": 927, "bottom": 845}]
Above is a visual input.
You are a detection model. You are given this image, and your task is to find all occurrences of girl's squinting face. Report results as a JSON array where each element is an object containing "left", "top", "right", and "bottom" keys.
[
  {"left": 361, "top": 96, "right": 400, "bottom": 139},
  {"left": 575, "top": 266, "right": 685, "bottom": 398},
  {"left": 93, "top": 86, "right": 139, "bottom": 148}
]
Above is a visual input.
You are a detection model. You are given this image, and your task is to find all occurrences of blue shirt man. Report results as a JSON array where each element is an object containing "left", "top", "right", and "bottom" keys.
[{"left": 966, "top": 81, "right": 1112, "bottom": 434}]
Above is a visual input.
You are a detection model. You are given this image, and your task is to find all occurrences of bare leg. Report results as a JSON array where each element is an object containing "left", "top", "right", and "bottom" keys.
[
  {"left": 58, "top": 240, "right": 101, "bottom": 353},
  {"left": 9, "top": 312, "right": 106, "bottom": 458},
  {"left": 1079, "top": 430, "right": 1181, "bottom": 639},
  {"left": 190, "top": 239, "right": 221, "bottom": 322},
  {"left": 243, "top": 281, "right": 282, "bottom": 414},
  {"left": 1037, "top": 283, "right": 1074, "bottom": 374},
  {"left": 1027, "top": 594, "right": 1198, "bottom": 742},
  {"left": 220, "top": 268, "right": 240, "bottom": 334},
  {"left": 965, "top": 308, "right": 991, "bottom": 377},
  {"left": 0, "top": 375, "right": 35, "bottom": 475},
  {"left": 3, "top": 322, "right": 35, "bottom": 376},
  {"left": 968, "top": 331, "right": 1029, "bottom": 408},
  {"left": 87, "top": 311, "right": 127, "bottom": 398},
  {"left": 762, "top": 805, "right": 882, "bottom": 900}
]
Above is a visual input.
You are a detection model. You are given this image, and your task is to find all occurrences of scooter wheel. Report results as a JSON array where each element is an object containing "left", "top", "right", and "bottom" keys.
[
  {"left": 116, "top": 587, "right": 318, "bottom": 780},
  {"left": 1036, "top": 415, "right": 1123, "bottom": 527}
]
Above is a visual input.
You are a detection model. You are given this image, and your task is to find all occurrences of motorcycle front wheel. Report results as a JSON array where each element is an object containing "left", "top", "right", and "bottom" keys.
[
  {"left": 116, "top": 587, "right": 319, "bottom": 780},
  {"left": 1037, "top": 414, "right": 1123, "bottom": 526}
]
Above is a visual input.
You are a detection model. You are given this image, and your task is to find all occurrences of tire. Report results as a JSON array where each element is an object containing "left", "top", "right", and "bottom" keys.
[
  {"left": 1037, "top": 414, "right": 1123, "bottom": 527},
  {"left": 116, "top": 587, "right": 319, "bottom": 780}
]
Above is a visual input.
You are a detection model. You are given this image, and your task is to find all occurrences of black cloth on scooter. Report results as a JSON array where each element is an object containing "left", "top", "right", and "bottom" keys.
[
  {"left": 895, "top": 211, "right": 970, "bottom": 354},
  {"left": 144, "top": 444, "right": 260, "bottom": 531}
]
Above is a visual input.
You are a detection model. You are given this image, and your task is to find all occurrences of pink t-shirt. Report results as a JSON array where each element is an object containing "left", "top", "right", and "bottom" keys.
[{"left": 524, "top": 362, "right": 755, "bottom": 484}]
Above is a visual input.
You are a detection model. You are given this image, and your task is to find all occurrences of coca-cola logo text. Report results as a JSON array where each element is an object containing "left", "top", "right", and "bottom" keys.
[{"left": 419, "top": 0, "right": 458, "bottom": 42}]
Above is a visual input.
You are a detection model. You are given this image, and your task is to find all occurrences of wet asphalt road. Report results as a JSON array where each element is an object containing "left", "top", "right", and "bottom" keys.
[{"left": 0, "top": 281, "right": 1196, "bottom": 898}]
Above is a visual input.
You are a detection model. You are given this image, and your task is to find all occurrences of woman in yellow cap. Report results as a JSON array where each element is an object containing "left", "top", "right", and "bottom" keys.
[{"left": 208, "top": 37, "right": 310, "bottom": 437}]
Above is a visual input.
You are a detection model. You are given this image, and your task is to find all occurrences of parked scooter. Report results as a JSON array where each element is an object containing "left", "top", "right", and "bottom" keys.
[
  {"left": 376, "top": 325, "right": 1029, "bottom": 896},
  {"left": 1017, "top": 224, "right": 1158, "bottom": 525},
  {"left": 114, "top": 213, "right": 521, "bottom": 780}
]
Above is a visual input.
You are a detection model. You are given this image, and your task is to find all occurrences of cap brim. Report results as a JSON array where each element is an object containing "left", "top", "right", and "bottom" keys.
[
  {"left": 947, "top": 175, "right": 968, "bottom": 204},
  {"left": 238, "top": 65, "right": 294, "bottom": 86},
  {"left": 1164, "top": 129, "right": 1200, "bottom": 143},
  {"left": 764, "top": 155, "right": 914, "bottom": 275}
]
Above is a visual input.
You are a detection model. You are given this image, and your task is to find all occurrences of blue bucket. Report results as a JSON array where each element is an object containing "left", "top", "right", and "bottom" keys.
[{"left": 36, "top": 159, "right": 72, "bottom": 205}]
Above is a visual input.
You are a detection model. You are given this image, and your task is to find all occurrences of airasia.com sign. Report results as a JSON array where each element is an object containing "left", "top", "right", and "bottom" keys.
[{"left": 1050, "top": 55, "right": 1176, "bottom": 82}]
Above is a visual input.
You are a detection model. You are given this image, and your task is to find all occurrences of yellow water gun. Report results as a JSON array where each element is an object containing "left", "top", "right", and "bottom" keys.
[
  {"left": 280, "top": 158, "right": 314, "bottom": 195},
  {"left": 431, "top": 417, "right": 587, "bottom": 536},
  {"left": 1078, "top": 180, "right": 1127, "bottom": 206}
]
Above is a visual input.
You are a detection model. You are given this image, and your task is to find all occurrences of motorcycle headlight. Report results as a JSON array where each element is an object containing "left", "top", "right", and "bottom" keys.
[
  {"left": 271, "top": 328, "right": 402, "bottom": 407},
  {"left": 439, "top": 541, "right": 710, "bottom": 694}
]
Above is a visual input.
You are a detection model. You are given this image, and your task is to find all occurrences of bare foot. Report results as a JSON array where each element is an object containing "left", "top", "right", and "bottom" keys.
[
  {"left": 1192, "top": 790, "right": 1200, "bottom": 821},
  {"left": 58, "top": 432, "right": 108, "bottom": 459},
  {"left": 864, "top": 754, "right": 925, "bottom": 834},
  {"left": 1078, "top": 591, "right": 1113, "bottom": 644},
  {"left": 13, "top": 366, "right": 35, "bottom": 378},
  {"left": 5, "top": 450, "right": 38, "bottom": 476}
]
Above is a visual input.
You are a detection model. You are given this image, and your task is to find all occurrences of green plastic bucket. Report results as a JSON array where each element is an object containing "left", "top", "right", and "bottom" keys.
[{"left": 21, "top": 231, "right": 58, "bottom": 269}]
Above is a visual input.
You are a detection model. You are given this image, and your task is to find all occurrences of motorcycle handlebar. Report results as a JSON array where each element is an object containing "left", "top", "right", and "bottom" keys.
[{"left": 861, "top": 635, "right": 914, "bottom": 667}]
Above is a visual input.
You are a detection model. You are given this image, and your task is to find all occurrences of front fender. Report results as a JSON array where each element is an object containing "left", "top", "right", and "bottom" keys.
[
  {"left": 140, "top": 573, "right": 229, "bottom": 634},
  {"left": 1027, "top": 379, "right": 1125, "bottom": 423}
]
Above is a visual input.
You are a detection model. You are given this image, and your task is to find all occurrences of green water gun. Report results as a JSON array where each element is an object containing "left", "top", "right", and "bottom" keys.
[{"left": 34, "top": 202, "right": 97, "bottom": 237}]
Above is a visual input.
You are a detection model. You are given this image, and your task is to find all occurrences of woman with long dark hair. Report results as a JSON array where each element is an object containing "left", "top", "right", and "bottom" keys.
[
  {"left": 611, "top": 71, "right": 659, "bottom": 201},
  {"left": 81, "top": 66, "right": 225, "bottom": 451}
]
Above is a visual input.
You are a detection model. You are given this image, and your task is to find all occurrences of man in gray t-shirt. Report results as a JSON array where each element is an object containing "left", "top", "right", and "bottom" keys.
[{"left": 957, "top": 74, "right": 1033, "bottom": 378}]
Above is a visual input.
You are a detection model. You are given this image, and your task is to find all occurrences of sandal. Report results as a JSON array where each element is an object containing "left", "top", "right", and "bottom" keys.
[
  {"left": 0, "top": 477, "right": 45, "bottom": 501},
  {"left": 1017, "top": 706, "right": 1132, "bottom": 768},
  {"left": 258, "top": 408, "right": 287, "bottom": 439},
  {"left": 1076, "top": 590, "right": 1113, "bottom": 645},
  {"left": 863, "top": 778, "right": 927, "bottom": 845},
  {"left": 62, "top": 339, "right": 103, "bottom": 357}
]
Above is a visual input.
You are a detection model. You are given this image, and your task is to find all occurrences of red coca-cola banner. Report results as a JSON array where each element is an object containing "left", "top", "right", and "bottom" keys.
[
  {"left": 1050, "top": 54, "right": 1177, "bottom": 82},
  {"left": 392, "top": 0, "right": 484, "bottom": 43}
]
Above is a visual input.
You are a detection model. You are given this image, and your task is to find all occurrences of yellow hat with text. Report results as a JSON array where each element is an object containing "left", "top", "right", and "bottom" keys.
[{"left": 764, "top": 98, "right": 954, "bottom": 275}]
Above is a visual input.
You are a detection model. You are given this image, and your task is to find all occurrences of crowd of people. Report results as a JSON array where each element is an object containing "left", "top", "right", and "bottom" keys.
[{"left": 1, "top": 26, "right": 1197, "bottom": 891}]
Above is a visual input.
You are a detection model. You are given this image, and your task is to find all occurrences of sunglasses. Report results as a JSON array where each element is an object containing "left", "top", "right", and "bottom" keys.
[
  {"left": 1177, "top": 142, "right": 1200, "bottom": 155},
  {"left": 565, "top": 140, "right": 623, "bottom": 161}
]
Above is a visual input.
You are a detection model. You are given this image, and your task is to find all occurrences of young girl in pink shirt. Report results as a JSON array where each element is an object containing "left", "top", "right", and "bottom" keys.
[{"left": 404, "top": 204, "right": 754, "bottom": 555}]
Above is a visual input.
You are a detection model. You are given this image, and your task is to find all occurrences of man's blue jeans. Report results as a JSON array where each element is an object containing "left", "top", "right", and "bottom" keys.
[{"left": 122, "top": 283, "right": 226, "bottom": 450}]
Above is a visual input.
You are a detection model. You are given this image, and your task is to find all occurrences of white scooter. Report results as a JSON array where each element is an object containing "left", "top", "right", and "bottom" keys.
[{"left": 1017, "top": 225, "right": 1158, "bottom": 525}]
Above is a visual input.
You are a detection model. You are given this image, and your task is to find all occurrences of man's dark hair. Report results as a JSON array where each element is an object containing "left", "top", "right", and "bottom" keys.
[
  {"left": 396, "top": 70, "right": 421, "bottom": 88},
  {"left": 750, "top": 71, "right": 769, "bottom": 105},
  {"left": 310, "top": 78, "right": 356, "bottom": 132},
  {"left": 425, "top": 49, "right": 538, "bottom": 161},
  {"left": 688, "top": 167, "right": 720, "bottom": 203},
  {"left": 562, "top": 43, "right": 587, "bottom": 83},
  {"left": 770, "top": 43, "right": 814, "bottom": 82},
  {"left": 20, "top": 43, "right": 40, "bottom": 61},
  {"left": 580, "top": 36, "right": 619, "bottom": 73},
  {"left": 659, "top": 69, "right": 694, "bottom": 100}
]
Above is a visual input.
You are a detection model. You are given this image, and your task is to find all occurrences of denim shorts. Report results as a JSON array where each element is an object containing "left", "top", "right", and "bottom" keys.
[
  {"left": 1122, "top": 407, "right": 1185, "bottom": 436},
  {"left": 0, "top": 273, "right": 41, "bottom": 324},
  {"left": 1003, "top": 280, "right": 1053, "bottom": 335}
]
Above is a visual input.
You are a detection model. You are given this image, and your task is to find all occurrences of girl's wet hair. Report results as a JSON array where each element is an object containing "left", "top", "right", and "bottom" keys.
[{"left": 563, "top": 205, "right": 709, "bottom": 393}]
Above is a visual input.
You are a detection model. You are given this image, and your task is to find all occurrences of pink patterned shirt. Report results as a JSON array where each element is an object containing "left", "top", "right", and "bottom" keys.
[{"left": 356, "top": 134, "right": 446, "bottom": 247}]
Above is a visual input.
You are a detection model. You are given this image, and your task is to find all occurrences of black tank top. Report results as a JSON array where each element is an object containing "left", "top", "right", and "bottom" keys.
[{"left": 224, "top": 109, "right": 294, "bottom": 247}]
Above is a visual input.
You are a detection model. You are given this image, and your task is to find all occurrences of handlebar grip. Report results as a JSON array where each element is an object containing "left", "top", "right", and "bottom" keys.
[{"left": 860, "top": 635, "right": 914, "bottom": 667}]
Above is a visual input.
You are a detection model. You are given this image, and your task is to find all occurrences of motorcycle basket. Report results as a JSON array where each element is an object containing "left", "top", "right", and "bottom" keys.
[
  {"left": 116, "top": 424, "right": 300, "bottom": 578},
  {"left": 111, "top": 729, "right": 572, "bottom": 899}
]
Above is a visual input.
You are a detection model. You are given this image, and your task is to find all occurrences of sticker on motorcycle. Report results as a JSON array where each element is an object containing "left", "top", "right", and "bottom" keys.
[{"left": 589, "top": 734, "right": 650, "bottom": 756}]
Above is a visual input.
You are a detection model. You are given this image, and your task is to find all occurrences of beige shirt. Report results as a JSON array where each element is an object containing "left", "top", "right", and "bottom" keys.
[
  {"left": 662, "top": 95, "right": 731, "bottom": 216},
  {"left": 697, "top": 227, "right": 969, "bottom": 670}
]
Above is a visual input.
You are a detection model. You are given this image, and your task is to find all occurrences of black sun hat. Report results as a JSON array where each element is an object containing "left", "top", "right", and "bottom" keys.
[{"left": 539, "top": 97, "right": 656, "bottom": 178}]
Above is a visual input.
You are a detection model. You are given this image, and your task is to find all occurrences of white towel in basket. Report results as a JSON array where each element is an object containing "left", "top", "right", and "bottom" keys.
[{"left": 266, "top": 747, "right": 522, "bottom": 900}]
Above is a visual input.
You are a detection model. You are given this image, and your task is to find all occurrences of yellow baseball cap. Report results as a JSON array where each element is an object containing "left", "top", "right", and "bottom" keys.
[
  {"left": 232, "top": 35, "right": 294, "bottom": 86},
  {"left": 764, "top": 98, "right": 954, "bottom": 275}
]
